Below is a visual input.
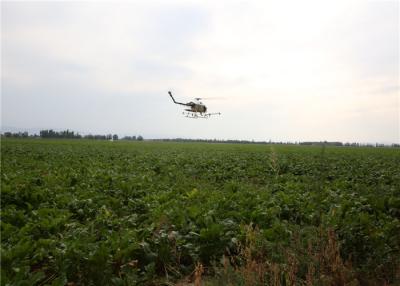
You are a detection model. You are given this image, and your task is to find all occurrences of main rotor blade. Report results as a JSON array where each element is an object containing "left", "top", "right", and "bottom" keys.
[{"left": 197, "top": 96, "right": 228, "bottom": 101}]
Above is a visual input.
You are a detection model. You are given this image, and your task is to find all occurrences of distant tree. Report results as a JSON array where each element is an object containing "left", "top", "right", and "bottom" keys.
[
  {"left": 39, "top": 129, "right": 82, "bottom": 139},
  {"left": 137, "top": 135, "right": 143, "bottom": 141},
  {"left": 112, "top": 134, "right": 118, "bottom": 141}
]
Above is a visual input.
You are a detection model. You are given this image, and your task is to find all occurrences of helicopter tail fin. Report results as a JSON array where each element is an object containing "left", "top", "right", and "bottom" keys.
[{"left": 168, "top": 91, "right": 176, "bottom": 103}]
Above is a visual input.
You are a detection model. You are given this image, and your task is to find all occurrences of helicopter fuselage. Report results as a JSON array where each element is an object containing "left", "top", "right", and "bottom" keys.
[{"left": 186, "top": 102, "right": 207, "bottom": 113}]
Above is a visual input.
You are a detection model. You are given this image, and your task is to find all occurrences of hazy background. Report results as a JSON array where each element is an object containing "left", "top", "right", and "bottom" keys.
[{"left": 1, "top": 0, "right": 399, "bottom": 143}]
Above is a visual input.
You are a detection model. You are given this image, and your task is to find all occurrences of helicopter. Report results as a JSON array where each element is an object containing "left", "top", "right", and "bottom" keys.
[{"left": 168, "top": 91, "right": 221, "bottom": 119}]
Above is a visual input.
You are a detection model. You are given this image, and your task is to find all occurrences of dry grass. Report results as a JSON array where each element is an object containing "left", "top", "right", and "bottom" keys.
[
  {"left": 194, "top": 262, "right": 204, "bottom": 286},
  {"left": 209, "top": 225, "right": 358, "bottom": 286},
  {"left": 176, "top": 225, "right": 399, "bottom": 286}
]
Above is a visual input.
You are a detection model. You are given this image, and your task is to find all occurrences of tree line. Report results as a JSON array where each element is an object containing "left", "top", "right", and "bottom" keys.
[
  {"left": 2, "top": 130, "right": 144, "bottom": 141},
  {"left": 1, "top": 131, "right": 398, "bottom": 147},
  {"left": 152, "top": 138, "right": 400, "bottom": 147}
]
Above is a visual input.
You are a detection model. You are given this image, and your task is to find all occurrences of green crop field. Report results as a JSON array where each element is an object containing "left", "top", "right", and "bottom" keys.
[{"left": 1, "top": 139, "right": 400, "bottom": 285}]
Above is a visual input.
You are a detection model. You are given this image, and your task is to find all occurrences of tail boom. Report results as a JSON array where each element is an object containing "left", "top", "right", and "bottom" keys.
[{"left": 168, "top": 91, "right": 189, "bottom": 106}]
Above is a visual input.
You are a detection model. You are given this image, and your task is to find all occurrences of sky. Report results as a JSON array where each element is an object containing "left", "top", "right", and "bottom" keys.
[{"left": 1, "top": 0, "right": 399, "bottom": 143}]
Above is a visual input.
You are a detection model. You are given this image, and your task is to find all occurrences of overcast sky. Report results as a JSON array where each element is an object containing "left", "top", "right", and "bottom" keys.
[{"left": 1, "top": 0, "right": 399, "bottom": 142}]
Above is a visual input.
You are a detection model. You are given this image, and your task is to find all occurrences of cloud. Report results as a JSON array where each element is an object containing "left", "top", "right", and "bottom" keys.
[
  {"left": 2, "top": 1, "right": 208, "bottom": 93},
  {"left": 1, "top": 0, "right": 399, "bottom": 142}
]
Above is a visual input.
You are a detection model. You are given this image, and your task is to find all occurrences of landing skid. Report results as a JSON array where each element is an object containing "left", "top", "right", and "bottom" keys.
[{"left": 182, "top": 112, "right": 221, "bottom": 119}]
